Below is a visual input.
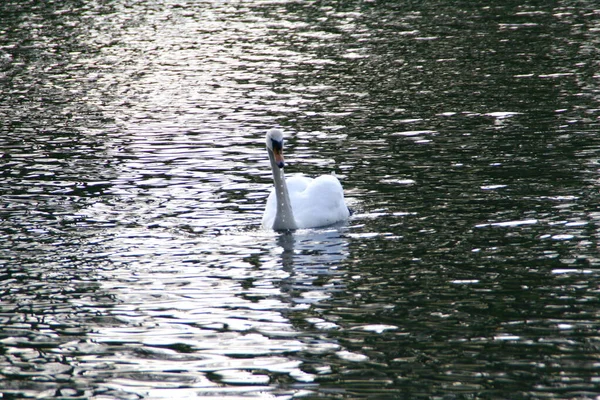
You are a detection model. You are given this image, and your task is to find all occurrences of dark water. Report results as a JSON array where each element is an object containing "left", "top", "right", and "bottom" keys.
[{"left": 1, "top": 1, "right": 600, "bottom": 398}]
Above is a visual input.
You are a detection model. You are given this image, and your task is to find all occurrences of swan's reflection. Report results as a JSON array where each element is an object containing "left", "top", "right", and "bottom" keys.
[{"left": 275, "top": 227, "right": 349, "bottom": 304}]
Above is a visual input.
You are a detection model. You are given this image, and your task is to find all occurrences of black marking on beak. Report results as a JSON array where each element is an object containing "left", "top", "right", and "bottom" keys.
[{"left": 271, "top": 139, "right": 283, "bottom": 152}]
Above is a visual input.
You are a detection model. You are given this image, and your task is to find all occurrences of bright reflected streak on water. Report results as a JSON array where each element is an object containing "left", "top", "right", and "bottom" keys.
[{"left": 71, "top": 225, "right": 350, "bottom": 396}]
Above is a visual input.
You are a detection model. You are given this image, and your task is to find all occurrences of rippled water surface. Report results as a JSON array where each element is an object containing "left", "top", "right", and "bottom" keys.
[{"left": 2, "top": 1, "right": 600, "bottom": 398}]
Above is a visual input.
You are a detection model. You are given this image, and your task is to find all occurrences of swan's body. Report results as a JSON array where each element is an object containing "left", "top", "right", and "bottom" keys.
[{"left": 262, "top": 129, "right": 350, "bottom": 230}]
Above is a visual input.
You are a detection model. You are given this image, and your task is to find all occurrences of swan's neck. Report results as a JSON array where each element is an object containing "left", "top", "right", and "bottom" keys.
[{"left": 269, "top": 150, "right": 297, "bottom": 231}]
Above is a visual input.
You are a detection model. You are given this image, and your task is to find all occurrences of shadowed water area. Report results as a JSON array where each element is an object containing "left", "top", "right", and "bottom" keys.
[{"left": 1, "top": 0, "right": 600, "bottom": 398}]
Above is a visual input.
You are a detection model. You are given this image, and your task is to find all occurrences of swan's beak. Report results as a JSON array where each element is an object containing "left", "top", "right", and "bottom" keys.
[
  {"left": 271, "top": 139, "right": 285, "bottom": 168},
  {"left": 273, "top": 148, "right": 285, "bottom": 168}
]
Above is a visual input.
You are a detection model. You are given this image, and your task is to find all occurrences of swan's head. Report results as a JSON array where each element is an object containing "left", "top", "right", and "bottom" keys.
[{"left": 266, "top": 128, "right": 285, "bottom": 169}]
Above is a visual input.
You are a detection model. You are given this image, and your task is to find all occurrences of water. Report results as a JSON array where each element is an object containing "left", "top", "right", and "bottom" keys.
[{"left": 1, "top": 1, "right": 600, "bottom": 398}]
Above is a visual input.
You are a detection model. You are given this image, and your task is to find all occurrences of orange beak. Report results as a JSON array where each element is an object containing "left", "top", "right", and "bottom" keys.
[{"left": 273, "top": 148, "right": 285, "bottom": 168}]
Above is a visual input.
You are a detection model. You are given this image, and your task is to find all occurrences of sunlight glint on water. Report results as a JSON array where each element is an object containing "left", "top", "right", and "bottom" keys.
[{"left": 77, "top": 224, "right": 350, "bottom": 396}]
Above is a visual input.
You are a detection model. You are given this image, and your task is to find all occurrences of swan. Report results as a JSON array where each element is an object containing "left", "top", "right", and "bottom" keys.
[{"left": 262, "top": 128, "right": 350, "bottom": 230}]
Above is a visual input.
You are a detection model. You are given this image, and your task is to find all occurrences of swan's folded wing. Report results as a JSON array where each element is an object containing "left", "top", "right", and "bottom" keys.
[
  {"left": 292, "top": 175, "right": 350, "bottom": 228},
  {"left": 261, "top": 188, "right": 277, "bottom": 229},
  {"left": 285, "top": 175, "right": 312, "bottom": 195}
]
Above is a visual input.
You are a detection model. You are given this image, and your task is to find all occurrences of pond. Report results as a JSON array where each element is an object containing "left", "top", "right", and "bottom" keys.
[{"left": 1, "top": 0, "right": 600, "bottom": 398}]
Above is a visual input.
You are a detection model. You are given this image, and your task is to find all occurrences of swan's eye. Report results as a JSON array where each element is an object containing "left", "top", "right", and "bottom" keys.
[{"left": 271, "top": 139, "right": 283, "bottom": 152}]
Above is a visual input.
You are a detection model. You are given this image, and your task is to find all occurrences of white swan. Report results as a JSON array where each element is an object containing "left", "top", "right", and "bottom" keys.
[{"left": 262, "top": 128, "right": 350, "bottom": 230}]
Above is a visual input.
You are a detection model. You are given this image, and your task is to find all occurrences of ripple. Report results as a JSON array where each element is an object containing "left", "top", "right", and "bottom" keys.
[{"left": 475, "top": 219, "right": 539, "bottom": 228}]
